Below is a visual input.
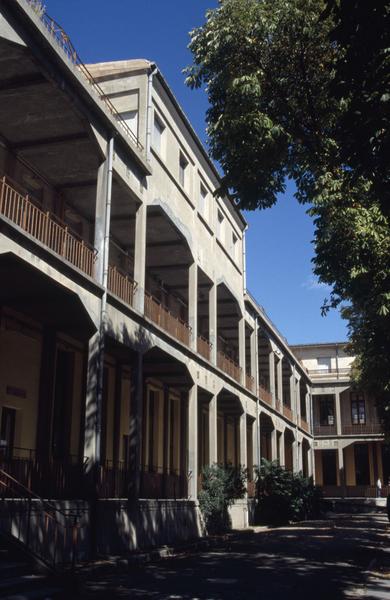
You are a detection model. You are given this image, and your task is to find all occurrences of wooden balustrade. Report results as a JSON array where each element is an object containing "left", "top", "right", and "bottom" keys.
[
  {"left": 258, "top": 384, "right": 273, "bottom": 406},
  {"left": 245, "top": 373, "right": 255, "bottom": 393},
  {"left": 283, "top": 404, "right": 294, "bottom": 423},
  {"left": 144, "top": 292, "right": 191, "bottom": 346},
  {"left": 342, "top": 423, "right": 383, "bottom": 436},
  {"left": 217, "top": 349, "right": 242, "bottom": 383},
  {"left": 300, "top": 419, "right": 310, "bottom": 433},
  {"left": 0, "top": 176, "right": 96, "bottom": 276},
  {"left": 197, "top": 335, "right": 212, "bottom": 361},
  {"left": 107, "top": 265, "right": 136, "bottom": 308},
  {"left": 313, "top": 424, "right": 337, "bottom": 436}
]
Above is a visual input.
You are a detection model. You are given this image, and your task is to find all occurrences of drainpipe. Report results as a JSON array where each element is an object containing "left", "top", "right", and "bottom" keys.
[
  {"left": 96, "top": 136, "right": 114, "bottom": 464},
  {"left": 255, "top": 316, "right": 261, "bottom": 469},
  {"left": 146, "top": 63, "right": 158, "bottom": 162},
  {"left": 242, "top": 226, "right": 248, "bottom": 294}
]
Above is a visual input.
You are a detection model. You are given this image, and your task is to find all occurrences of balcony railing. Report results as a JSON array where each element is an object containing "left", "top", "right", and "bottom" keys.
[
  {"left": 197, "top": 335, "right": 212, "bottom": 361},
  {"left": 301, "top": 419, "right": 310, "bottom": 433},
  {"left": 25, "top": 0, "right": 143, "bottom": 151},
  {"left": 0, "top": 446, "right": 87, "bottom": 499},
  {"left": 107, "top": 265, "right": 136, "bottom": 308},
  {"left": 283, "top": 404, "right": 294, "bottom": 423},
  {"left": 144, "top": 292, "right": 191, "bottom": 346},
  {"left": 258, "top": 384, "right": 273, "bottom": 406},
  {"left": 217, "top": 349, "right": 242, "bottom": 383},
  {"left": 313, "top": 424, "right": 337, "bottom": 436},
  {"left": 245, "top": 373, "right": 255, "bottom": 393},
  {"left": 0, "top": 176, "right": 96, "bottom": 276},
  {"left": 342, "top": 423, "right": 383, "bottom": 436},
  {"left": 308, "top": 367, "right": 351, "bottom": 379},
  {"left": 322, "top": 485, "right": 390, "bottom": 499}
]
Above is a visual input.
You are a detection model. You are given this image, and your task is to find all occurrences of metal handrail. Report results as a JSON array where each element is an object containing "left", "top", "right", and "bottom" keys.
[
  {"left": 25, "top": 0, "right": 143, "bottom": 151},
  {"left": 0, "top": 469, "right": 80, "bottom": 571}
]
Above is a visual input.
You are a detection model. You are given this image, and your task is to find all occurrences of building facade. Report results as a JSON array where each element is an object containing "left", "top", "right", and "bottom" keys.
[
  {"left": 292, "top": 343, "right": 387, "bottom": 497},
  {"left": 0, "top": 0, "right": 384, "bottom": 562}
]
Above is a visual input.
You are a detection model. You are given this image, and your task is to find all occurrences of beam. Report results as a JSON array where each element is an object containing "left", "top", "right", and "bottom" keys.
[
  {"left": 12, "top": 132, "right": 89, "bottom": 150},
  {"left": 0, "top": 73, "right": 47, "bottom": 92}
]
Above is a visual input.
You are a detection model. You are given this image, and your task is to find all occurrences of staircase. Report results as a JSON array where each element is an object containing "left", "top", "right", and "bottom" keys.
[
  {"left": 0, "top": 536, "right": 64, "bottom": 599},
  {"left": 0, "top": 469, "right": 81, "bottom": 572}
]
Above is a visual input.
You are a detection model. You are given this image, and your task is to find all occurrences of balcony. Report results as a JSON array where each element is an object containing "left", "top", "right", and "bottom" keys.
[
  {"left": 217, "top": 349, "right": 242, "bottom": 384},
  {"left": 342, "top": 423, "right": 383, "bottom": 436},
  {"left": 107, "top": 265, "right": 136, "bottom": 308},
  {"left": 0, "top": 176, "right": 96, "bottom": 276},
  {"left": 26, "top": 0, "right": 143, "bottom": 152},
  {"left": 144, "top": 291, "right": 191, "bottom": 346},
  {"left": 307, "top": 367, "right": 351, "bottom": 380},
  {"left": 258, "top": 384, "right": 273, "bottom": 406},
  {"left": 283, "top": 404, "right": 295, "bottom": 423},
  {"left": 197, "top": 335, "right": 212, "bottom": 361},
  {"left": 313, "top": 424, "right": 337, "bottom": 436}
]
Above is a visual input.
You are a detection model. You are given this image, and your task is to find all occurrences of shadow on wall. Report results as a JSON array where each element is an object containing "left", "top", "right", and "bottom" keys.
[{"left": 96, "top": 499, "right": 202, "bottom": 555}]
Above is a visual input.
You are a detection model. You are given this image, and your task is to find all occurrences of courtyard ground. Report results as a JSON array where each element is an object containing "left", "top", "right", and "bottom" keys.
[{"left": 74, "top": 513, "right": 390, "bottom": 599}]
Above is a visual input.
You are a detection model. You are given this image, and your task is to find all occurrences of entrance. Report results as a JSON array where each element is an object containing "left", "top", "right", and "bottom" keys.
[{"left": 322, "top": 450, "right": 337, "bottom": 485}]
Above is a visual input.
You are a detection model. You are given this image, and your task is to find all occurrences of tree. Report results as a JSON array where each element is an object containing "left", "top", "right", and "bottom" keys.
[{"left": 185, "top": 0, "right": 390, "bottom": 425}]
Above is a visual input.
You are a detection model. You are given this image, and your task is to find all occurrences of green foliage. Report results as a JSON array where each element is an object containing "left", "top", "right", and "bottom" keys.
[
  {"left": 198, "top": 464, "right": 247, "bottom": 534},
  {"left": 255, "top": 459, "right": 322, "bottom": 525},
  {"left": 186, "top": 0, "right": 390, "bottom": 421}
]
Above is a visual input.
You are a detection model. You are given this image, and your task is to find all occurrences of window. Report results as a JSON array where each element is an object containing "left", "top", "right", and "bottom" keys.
[
  {"left": 317, "top": 357, "right": 331, "bottom": 371},
  {"left": 351, "top": 392, "right": 366, "bottom": 425},
  {"left": 217, "top": 210, "right": 224, "bottom": 241},
  {"left": 179, "top": 152, "right": 188, "bottom": 189},
  {"left": 319, "top": 396, "right": 335, "bottom": 426},
  {"left": 121, "top": 110, "right": 138, "bottom": 137},
  {"left": 199, "top": 182, "right": 208, "bottom": 217},
  {"left": 153, "top": 114, "right": 165, "bottom": 155}
]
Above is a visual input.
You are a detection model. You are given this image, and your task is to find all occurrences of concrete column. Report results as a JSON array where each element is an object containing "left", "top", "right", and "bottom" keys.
[
  {"left": 279, "top": 430, "right": 285, "bottom": 467},
  {"left": 298, "top": 442, "right": 303, "bottom": 472},
  {"left": 277, "top": 358, "right": 283, "bottom": 405},
  {"left": 335, "top": 390, "right": 342, "bottom": 435},
  {"left": 93, "top": 159, "right": 109, "bottom": 284},
  {"left": 308, "top": 444, "right": 314, "bottom": 479},
  {"left": 209, "top": 283, "right": 217, "bottom": 364},
  {"left": 209, "top": 395, "right": 218, "bottom": 464},
  {"left": 83, "top": 332, "right": 100, "bottom": 471},
  {"left": 239, "top": 410, "right": 247, "bottom": 468},
  {"left": 295, "top": 377, "right": 301, "bottom": 424},
  {"left": 128, "top": 352, "right": 144, "bottom": 498},
  {"left": 188, "top": 384, "right": 198, "bottom": 499},
  {"left": 268, "top": 350, "right": 276, "bottom": 407},
  {"left": 250, "top": 327, "right": 257, "bottom": 380},
  {"left": 257, "top": 408, "right": 262, "bottom": 467},
  {"left": 188, "top": 262, "right": 198, "bottom": 351},
  {"left": 292, "top": 438, "right": 299, "bottom": 473},
  {"left": 338, "top": 445, "right": 346, "bottom": 496},
  {"left": 133, "top": 202, "right": 147, "bottom": 313},
  {"left": 271, "top": 428, "right": 278, "bottom": 461},
  {"left": 239, "top": 317, "right": 246, "bottom": 385}
]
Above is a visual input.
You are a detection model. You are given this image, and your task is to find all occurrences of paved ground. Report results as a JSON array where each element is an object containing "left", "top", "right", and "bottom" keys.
[{"left": 73, "top": 513, "right": 390, "bottom": 600}]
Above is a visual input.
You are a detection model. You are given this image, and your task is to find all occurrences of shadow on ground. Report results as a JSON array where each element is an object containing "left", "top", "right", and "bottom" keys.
[{"left": 77, "top": 513, "right": 389, "bottom": 599}]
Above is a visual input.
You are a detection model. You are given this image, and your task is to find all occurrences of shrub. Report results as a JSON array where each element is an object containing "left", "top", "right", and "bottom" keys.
[
  {"left": 198, "top": 464, "right": 247, "bottom": 534},
  {"left": 255, "top": 458, "right": 322, "bottom": 525}
]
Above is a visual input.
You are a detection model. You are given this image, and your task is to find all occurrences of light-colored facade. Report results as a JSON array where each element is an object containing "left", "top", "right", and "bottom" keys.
[
  {"left": 292, "top": 343, "right": 386, "bottom": 497},
  {"left": 0, "top": 0, "right": 383, "bottom": 562}
]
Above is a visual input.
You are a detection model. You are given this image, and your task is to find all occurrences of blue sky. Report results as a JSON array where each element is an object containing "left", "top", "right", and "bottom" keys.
[{"left": 44, "top": 0, "right": 347, "bottom": 344}]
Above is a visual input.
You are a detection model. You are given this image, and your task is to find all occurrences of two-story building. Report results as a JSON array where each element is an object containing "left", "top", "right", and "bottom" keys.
[{"left": 292, "top": 343, "right": 387, "bottom": 497}]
